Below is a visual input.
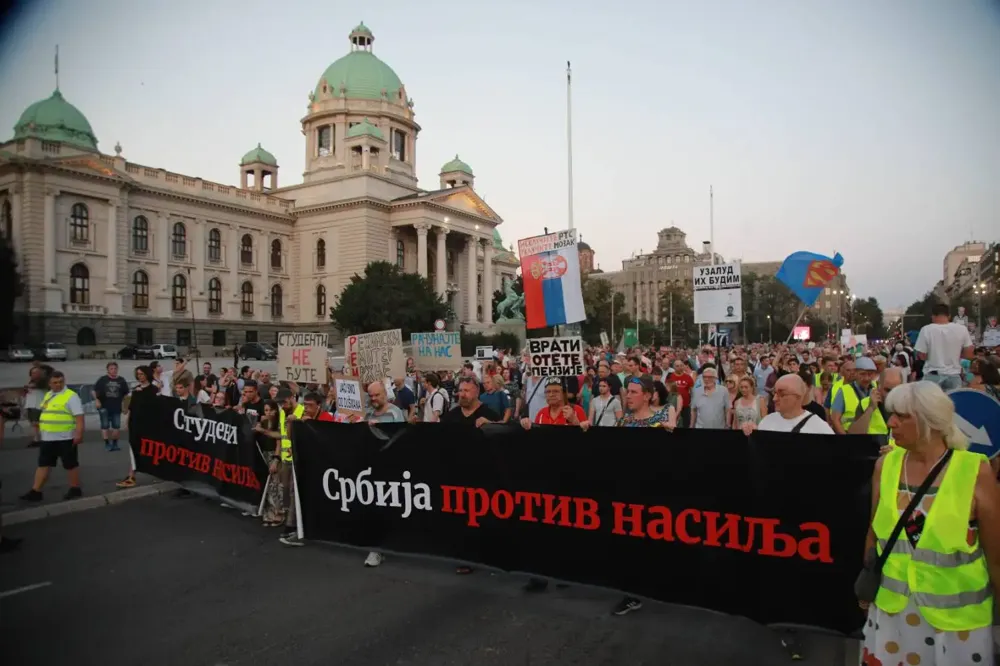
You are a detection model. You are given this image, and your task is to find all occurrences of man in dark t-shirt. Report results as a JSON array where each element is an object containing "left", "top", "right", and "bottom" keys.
[
  {"left": 440, "top": 376, "right": 499, "bottom": 426},
  {"left": 238, "top": 381, "right": 266, "bottom": 422},
  {"left": 94, "top": 362, "right": 131, "bottom": 451}
]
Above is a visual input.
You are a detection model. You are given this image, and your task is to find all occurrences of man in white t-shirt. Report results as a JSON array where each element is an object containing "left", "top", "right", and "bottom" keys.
[
  {"left": 744, "top": 374, "right": 834, "bottom": 435},
  {"left": 914, "top": 303, "right": 974, "bottom": 391},
  {"left": 421, "top": 372, "right": 450, "bottom": 422}
]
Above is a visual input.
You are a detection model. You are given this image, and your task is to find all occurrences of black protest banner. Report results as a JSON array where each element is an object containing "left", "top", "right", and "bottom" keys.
[
  {"left": 128, "top": 392, "right": 267, "bottom": 507},
  {"left": 292, "top": 423, "right": 877, "bottom": 634}
]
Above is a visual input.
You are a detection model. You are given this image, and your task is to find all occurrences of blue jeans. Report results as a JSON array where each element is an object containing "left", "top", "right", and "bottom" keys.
[
  {"left": 921, "top": 374, "right": 961, "bottom": 392},
  {"left": 98, "top": 408, "right": 122, "bottom": 430}
]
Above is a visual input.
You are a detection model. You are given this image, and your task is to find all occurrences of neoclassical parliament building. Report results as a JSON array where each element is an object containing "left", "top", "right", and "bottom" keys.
[{"left": 0, "top": 23, "right": 519, "bottom": 351}]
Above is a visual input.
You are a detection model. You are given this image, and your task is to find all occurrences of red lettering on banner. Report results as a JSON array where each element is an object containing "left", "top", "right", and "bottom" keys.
[
  {"left": 466, "top": 487, "right": 490, "bottom": 527},
  {"left": 136, "top": 437, "right": 259, "bottom": 490},
  {"left": 514, "top": 491, "right": 542, "bottom": 522},
  {"left": 291, "top": 349, "right": 311, "bottom": 365},
  {"left": 140, "top": 437, "right": 157, "bottom": 457},
  {"left": 749, "top": 517, "right": 797, "bottom": 557},
  {"left": 675, "top": 508, "right": 702, "bottom": 545},
  {"left": 490, "top": 490, "right": 514, "bottom": 520},
  {"left": 213, "top": 458, "right": 226, "bottom": 481},
  {"left": 797, "top": 522, "right": 833, "bottom": 563},
  {"left": 542, "top": 494, "right": 572, "bottom": 527},
  {"left": 612, "top": 502, "right": 646, "bottom": 537},
  {"left": 646, "top": 506, "right": 674, "bottom": 541},
  {"left": 572, "top": 497, "right": 600, "bottom": 530},
  {"left": 440, "top": 485, "right": 466, "bottom": 514},
  {"left": 703, "top": 511, "right": 745, "bottom": 550}
]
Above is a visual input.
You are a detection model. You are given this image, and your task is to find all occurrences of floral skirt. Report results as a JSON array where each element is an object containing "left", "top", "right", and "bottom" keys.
[
  {"left": 260, "top": 473, "right": 285, "bottom": 523},
  {"left": 862, "top": 598, "right": 993, "bottom": 665}
]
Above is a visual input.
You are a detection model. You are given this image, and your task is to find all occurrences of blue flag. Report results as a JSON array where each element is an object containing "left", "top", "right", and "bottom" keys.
[{"left": 775, "top": 251, "right": 844, "bottom": 307}]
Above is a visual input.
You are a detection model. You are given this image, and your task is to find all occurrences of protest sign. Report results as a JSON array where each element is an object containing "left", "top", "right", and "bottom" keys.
[
  {"left": 694, "top": 263, "right": 742, "bottom": 324},
  {"left": 410, "top": 332, "right": 462, "bottom": 371},
  {"left": 277, "top": 332, "right": 328, "bottom": 384},
  {"left": 332, "top": 374, "right": 364, "bottom": 418},
  {"left": 526, "top": 336, "right": 583, "bottom": 377},
  {"left": 475, "top": 346, "right": 493, "bottom": 361},
  {"left": 347, "top": 328, "right": 404, "bottom": 385}
]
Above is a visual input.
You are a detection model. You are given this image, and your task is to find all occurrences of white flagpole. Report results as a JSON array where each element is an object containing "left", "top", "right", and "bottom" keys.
[{"left": 566, "top": 61, "right": 574, "bottom": 232}]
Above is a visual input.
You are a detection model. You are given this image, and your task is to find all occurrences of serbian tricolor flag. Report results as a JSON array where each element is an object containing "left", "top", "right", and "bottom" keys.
[{"left": 517, "top": 229, "right": 586, "bottom": 330}]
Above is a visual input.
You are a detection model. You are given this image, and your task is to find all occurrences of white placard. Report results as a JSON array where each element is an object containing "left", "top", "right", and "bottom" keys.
[
  {"left": 475, "top": 346, "right": 494, "bottom": 361},
  {"left": 334, "top": 376, "right": 364, "bottom": 417},
  {"left": 599, "top": 331, "right": 609, "bottom": 346},
  {"left": 277, "top": 332, "right": 329, "bottom": 384},
  {"left": 693, "top": 262, "right": 742, "bottom": 324},
  {"left": 347, "top": 329, "right": 405, "bottom": 386},
  {"left": 525, "top": 336, "right": 584, "bottom": 377}
]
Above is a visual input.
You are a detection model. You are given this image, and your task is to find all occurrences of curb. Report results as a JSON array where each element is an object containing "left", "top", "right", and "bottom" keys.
[{"left": 2, "top": 482, "right": 180, "bottom": 526}]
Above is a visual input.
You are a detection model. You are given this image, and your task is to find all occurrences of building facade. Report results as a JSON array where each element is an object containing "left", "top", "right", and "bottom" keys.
[
  {"left": 0, "top": 23, "right": 517, "bottom": 353},
  {"left": 943, "top": 241, "right": 986, "bottom": 288}
]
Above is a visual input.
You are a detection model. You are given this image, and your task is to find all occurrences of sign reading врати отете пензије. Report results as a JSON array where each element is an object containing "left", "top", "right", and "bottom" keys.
[{"left": 526, "top": 336, "right": 583, "bottom": 377}]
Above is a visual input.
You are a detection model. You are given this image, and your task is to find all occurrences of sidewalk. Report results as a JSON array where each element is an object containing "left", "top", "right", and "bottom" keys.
[{"left": 0, "top": 430, "right": 161, "bottom": 515}]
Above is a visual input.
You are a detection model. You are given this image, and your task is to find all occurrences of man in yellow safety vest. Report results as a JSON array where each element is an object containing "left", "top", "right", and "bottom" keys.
[
  {"left": 848, "top": 366, "right": 904, "bottom": 453},
  {"left": 277, "top": 389, "right": 305, "bottom": 547},
  {"left": 20, "top": 370, "right": 86, "bottom": 502},
  {"left": 831, "top": 357, "right": 877, "bottom": 434}
]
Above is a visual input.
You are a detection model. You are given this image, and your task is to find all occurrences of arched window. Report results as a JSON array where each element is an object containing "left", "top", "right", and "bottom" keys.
[
  {"left": 270, "top": 284, "right": 283, "bottom": 318},
  {"left": 396, "top": 239, "right": 404, "bottom": 268},
  {"left": 1, "top": 199, "right": 11, "bottom": 239},
  {"left": 316, "top": 238, "right": 326, "bottom": 269},
  {"left": 208, "top": 228, "right": 222, "bottom": 263},
  {"left": 207, "top": 277, "right": 222, "bottom": 313},
  {"left": 132, "top": 216, "right": 149, "bottom": 253},
  {"left": 76, "top": 327, "right": 96, "bottom": 347},
  {"left": 270, "top": 239, "right": 282, "bottom": 270},
  {"left": 241, "top": 281, "right": 254, "bottom": 315},
  {"left": 171, "top": 222, "right": 187, "bottom": 258},
  {"left": 241, "top": 234, "right": 254, "bottom": 265},
  {"left": 171, "top": 273, "right": 187, "bottom": 311},
  {"left": 132, "top": 270, "right": 149, "bottom": 309},
  {"left": 315, "top": 284, "right": 326, "bottom": 317},
  {"left": 69, "top": 263, "right": 90, "bottom": 304},
  {"left": 70, "top": 203, "right": 89, "bottom": 243}
]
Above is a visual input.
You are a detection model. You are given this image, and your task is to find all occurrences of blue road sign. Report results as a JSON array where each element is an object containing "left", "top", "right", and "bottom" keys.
[{"left": 948, "top": 388, "right": 1000, "bottom": 459}]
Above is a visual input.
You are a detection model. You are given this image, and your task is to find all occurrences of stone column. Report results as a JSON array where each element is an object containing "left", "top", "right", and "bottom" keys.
[
  {"left": 481, "top": 239, "right": 493, "bottom": 324},
  {"left": 193, "top": 219, "right": 206, "bottom": 316},
  {"left": 106, "top": 200, "right": 118, "bottom": 289},
  {"left": 9, "top": 185, "right": 21, "bottom": 256},
  {"left": 388, "top": 226, "right": 397, "bottom": 265},
  {"left": 260, "top": 232, "right": 270, "bottom": 321},
  {"left": 362, "top": 146, "right": 371, "bottom": 171},
  {"left": 157, "top": 213, "right": 169, "bottom": 291},
  {"left": 465, "top": 235, "right": 477, "bottom": 323},
  {"left": 229, "top": 225, "right": 240, "bottom": 314},
  {"left": 435, "top": 228, "right": 448, "bottom": 297},
  {"left": 415, "top": 222, "right": 429, "bottom": 278},
  {"left": 43, "top": 189, "right": 56, "bottom": 284}
]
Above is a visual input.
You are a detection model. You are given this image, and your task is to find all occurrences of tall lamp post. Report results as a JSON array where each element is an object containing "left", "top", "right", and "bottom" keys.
[
  {"left": 185, "top": 267, "right": 200, "bottom": 368},
  {"left": 973, "top": 282, "right": 988, "bottom": 337},
  {"left": 767, "top": 314, "right": 772, "bottom": 344}
]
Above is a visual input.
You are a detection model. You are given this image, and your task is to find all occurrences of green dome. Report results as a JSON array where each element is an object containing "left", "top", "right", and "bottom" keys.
[
  {"left": 345, "top": 118, "right": 384, "bottom": 140},
  {"left": 315, "top": 25, "right": 405, "bottom": 103},
  {"left": 13, "top": 90, "right": 98, "bottom": 150},
  {"left": 441, "top": 154, "right": 473, "bottom": 176},
  {"left": 492, "top": 228, "right": 504, "bottom": 249},
  {"left": 240, "top": 143, "right": 278, "bottom": 166}
]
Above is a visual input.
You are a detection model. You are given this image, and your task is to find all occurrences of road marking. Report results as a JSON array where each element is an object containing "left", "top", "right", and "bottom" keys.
[{"left": 0, "top": 581, "right": 53, "bottom": 598}]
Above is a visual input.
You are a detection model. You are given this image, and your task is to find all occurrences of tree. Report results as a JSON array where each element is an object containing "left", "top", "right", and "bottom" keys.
[
  {"left": 904, "top": 291, "right": 941, "bottom": 330},
  {"left": 658, "top": 284, "right": 696, "bottom": 346},
  {"left": 330, "top": 261, "right": 449, "bottom": 336},
  {"left": 581, "top": 275, "right": 629, "bottom": 346},
  {"left": 851, "top": 296, "right": 886, "bottom": 339},
  {"left": 0, "top": 237, "right": 23, "bottom": 347}
]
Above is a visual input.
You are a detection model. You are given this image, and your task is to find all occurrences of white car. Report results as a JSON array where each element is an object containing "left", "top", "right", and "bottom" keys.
[
  {"left": 36, "top": 342, "right": 67, "bottom": 362},
  {"left": 151, "top": 344, "right": 179, "bottom": 360}
]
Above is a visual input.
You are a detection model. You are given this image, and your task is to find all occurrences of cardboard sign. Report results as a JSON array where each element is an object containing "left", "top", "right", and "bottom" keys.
[
  {"left": 277, "top": 332, "right": 329, "bottom": 384},
  {"left": 332, "top": 374, "right": 365, "bottom": 418},
  {"left": 475, "top": 346, "right": 494, "bottom": 361},
  {"left": 347, "top": 328, "right": 405, "bottom": 386},
  {"left": 411, "top": 332, "right": 462, "bottom": 371},
  {"left": 526, "top": 336, "right": 584, "bottom": 377}
]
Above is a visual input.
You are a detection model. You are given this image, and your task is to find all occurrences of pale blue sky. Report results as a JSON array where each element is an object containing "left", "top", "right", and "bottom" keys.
[{"left": 1, "top": 0, "right": 998, "bottom": 309}]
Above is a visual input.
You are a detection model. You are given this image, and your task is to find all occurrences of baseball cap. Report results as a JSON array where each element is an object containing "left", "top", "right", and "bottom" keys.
[{"left": 855, "top": 357, "right": 877, "bottom": 371}]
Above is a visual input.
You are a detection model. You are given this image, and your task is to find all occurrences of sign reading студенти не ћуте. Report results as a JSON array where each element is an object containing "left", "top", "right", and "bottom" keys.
[
  {"left": 526, "top": 336, "right": 583, "bottom": 377},
  {"left": 278, "top": 332, "right": 329, "bottom": 384}
]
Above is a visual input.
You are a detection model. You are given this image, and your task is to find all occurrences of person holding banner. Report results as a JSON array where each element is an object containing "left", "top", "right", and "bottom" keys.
[
  {"left": 519, "top": 378, "right": 588, "bottom": 430},
  {"left": 254, "top": 401, "right": 285, "bottom": 527},
  {"left": 358, "top": 381, "right": 406, "bottom": 567},
  {"left": 276, "top": 389, "right": 305, "bottom": 547}
]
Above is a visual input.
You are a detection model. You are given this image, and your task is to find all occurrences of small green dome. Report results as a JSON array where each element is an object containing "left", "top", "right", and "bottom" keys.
[
  {"left": 13, "top": 89, "right": 98, "bottom": 150},
  {"left": 315, "top": 25, "right": 405, "bottom": 103},
  {"left": 345, "top": 118, "right": 384, "bottom": 140},
  {"left": 441, "top": 154, "right": 473, "bottom": 176},
  {"left": 492, "top": 228, "right": 504, "bottom": 249},
  {"left": 240, "top": 143, "right": 278, "bottom": 166}
]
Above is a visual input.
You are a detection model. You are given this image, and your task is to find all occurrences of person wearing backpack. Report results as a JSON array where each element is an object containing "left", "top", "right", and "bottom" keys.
[{"left": 421, "top": 372, "right": 450, "bottom": 422}]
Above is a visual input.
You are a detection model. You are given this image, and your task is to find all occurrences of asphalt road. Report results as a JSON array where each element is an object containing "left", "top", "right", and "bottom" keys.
[{"left": 1, "top": 495, "right": 860, "bottom": 666}]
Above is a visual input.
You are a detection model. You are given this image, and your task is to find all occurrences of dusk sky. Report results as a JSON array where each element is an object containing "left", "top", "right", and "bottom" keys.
[{"left": 1, "top": 0, "right": 997, "bottom": 309}]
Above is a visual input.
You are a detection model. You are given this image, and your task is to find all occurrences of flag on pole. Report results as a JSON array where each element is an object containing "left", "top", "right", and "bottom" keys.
[
  {"left": 775, "top": 250, "right": 844, "bottom": 307},
  {"left": 567, "top": 61, "right": 571, "bottom": 83},
  {"left": 54, "top": 45, "right": 59, "bottom": 88},
  {"left": 518, "top": 229, "right": 585, "bottom": 329}
]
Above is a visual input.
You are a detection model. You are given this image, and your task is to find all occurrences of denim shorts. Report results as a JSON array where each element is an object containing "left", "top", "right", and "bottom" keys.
[{"left": 98, "top": 408, "right": 122, "bottom": 430}]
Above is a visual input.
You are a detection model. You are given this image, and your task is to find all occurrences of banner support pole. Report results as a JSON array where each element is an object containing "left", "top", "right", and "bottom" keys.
[{"left": 784, "top": 305, "right": 809, "bottom": 345}]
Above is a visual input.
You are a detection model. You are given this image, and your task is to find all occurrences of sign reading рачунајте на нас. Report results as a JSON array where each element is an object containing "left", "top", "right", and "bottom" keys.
[{"left": 411, "top": 332, "right": 462, "bottom": 372}]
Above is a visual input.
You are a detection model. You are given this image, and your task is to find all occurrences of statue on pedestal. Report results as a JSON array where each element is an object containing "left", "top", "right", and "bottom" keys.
[{"left": 495, "top": 280, "right": 525, "bottom": 323}]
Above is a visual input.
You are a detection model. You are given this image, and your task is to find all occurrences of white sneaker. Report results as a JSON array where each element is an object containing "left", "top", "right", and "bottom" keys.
[{"left": 364, "top": 551, "right": 383, "bottom": 567}]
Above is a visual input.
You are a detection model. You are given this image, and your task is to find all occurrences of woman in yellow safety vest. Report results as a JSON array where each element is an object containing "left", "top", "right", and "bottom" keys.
[{"left": 860, "top": 381, "right": 1000, "bottom": 665}]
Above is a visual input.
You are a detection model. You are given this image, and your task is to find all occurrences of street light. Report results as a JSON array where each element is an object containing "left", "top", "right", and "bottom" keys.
[
  {"left": 767, "top": 314, "right": 772, "bottom": 344},
  {"left": 973, "top": 281, "right": 989, "bottom": 335}
]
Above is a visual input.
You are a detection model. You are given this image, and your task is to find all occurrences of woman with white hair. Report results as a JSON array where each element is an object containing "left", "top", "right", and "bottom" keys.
[{"left": 859, "top": 381, "right": 1000, "bottom": 664}]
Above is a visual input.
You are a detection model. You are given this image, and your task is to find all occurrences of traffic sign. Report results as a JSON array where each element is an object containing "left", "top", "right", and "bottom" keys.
[
  {"left": 947, "top": 388, "right": 1000, "bottom": 459},
  {"left": 434, "top": 319, "right": 445, "bottom": 331}
]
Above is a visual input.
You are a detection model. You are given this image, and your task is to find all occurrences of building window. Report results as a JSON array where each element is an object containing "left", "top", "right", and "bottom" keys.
[
  {"left": 208, "top": 277, "right": 222, "bottom": 313},
  {"left": 208, "top": 228, "right": 222, "bottom": 262},
  {"left": 176, "top": 329, "right": 191, "bottom": 346},
  {"left": 316, "top": 284, "right": 326, "bottom": 317},
  {"left": 317, "top": 126, "right": 332, "bottom": 156},
  {"left": 241, "top": 234, "right": 253, "bottom": 265},
  {"left": 270, "top": 284, "right": 283, "bottom": 318},
  {"left": 69, "top": 263, "right": 90, "bottom": 304},
  {"left": 70, "top": 202, "right": 89, "bottom": 243},
  {"left": 241, "top": 281, "right": 254, "bottom": 315},
  {"left": 270, "top": 239, "right": 282, "bottom": 269},
  {"left": 171, "top": 222, "right": 187, "bottom": 258},
  {"left": 132, "top": 216, "right": 149, "bottom": 253},
  {"left": 391, "top": 129, "right": 407, "bottom": 162},
  {"left": 447, "top": 250, "right": 455, "bottom": 278},
  {"left": 132, "top": 270, "right": 149, "bottom": 309},
  {"left": 2, "top": 199, "right": 12, "bottom": 239},
  {"left": 171, "top": 274, "right": 187, "bottom": 311},
  {"left": 316, "top": 238, "right": 326, "bottom": 268},
  {"left": 212, "top": 329, "right": 227, "bottom": 347},
  {"left": 137, "top": 328, "right": 153, "bottom": 345},
  {"left": 396, "top": 239, "right": 404, "bottom": 268},
  {"left": 477, "top": 274, "right": 482, "bottom": 295}
]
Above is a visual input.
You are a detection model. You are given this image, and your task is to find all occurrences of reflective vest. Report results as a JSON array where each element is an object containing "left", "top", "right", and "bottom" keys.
[
  {"left": 861, "top": 395, "right": 895, "bottom": 448},
  {"left": 838, "top": 383, "right": 872, "bottom": 431},
  {"left": 815, "top": 372, "right": 839, "bottom": 387},
  {"left": 278, "top": 404, "right": 305, "bottom": 462},
  {"left": 874, "top": 447, "right": 992, "bottom": 630},
  {"left": 39, "top": 389, "right": 79, "bottom": 435}
]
